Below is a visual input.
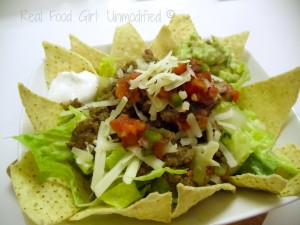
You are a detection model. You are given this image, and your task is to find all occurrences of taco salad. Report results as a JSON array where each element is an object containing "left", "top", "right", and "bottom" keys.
[{"left": 8, "top": 14, "right": 300, "bottom": 224}]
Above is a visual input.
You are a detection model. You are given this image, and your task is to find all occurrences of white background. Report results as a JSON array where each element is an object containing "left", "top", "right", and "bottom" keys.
[{"left": 0, "top": 0, "right": 299, "bottom": 224}]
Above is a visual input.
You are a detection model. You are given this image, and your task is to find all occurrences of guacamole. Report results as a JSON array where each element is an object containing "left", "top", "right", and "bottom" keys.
[{"left": 175, "top": 33, "right": 250, "bottom": 88}]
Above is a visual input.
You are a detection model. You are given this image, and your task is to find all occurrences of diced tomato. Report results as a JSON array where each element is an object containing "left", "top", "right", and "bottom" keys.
[
  {"left": 206, "top": 166, "right": 215, "bottom": 175},
  {"left": 115, "top": 72, "right": 141, "bottom": 103},
  {"left": 115, "top": 78, "right": 128, "bottom": 99},
  {"left": 109, "top": 114, "right": 146, "bottom": 147},
  {"left": 176, "top": 116, "right": 190, "bottom": 131},
  {"left": 207, "top": 85, "right": 219, "bottom": 99},
  {"left": 195, "top": 114, "right": 209, "bottom": 130},
  {"left": 227, "top": 85, "right": 240, "bottom": 102},
  {"left": 172, "top": 62, "right": 187, "bottom": 75},
  {"left": 222, "top": 84, "right": 240, "bottom": 103},
  {"left": 182, "top": 70, "right": 218, "bottom": 105},
  {"left": 196, "top": 71, "right": 212, "bottom": 82},
  {"left": 183, "top": 77, "right": 206, "bottom": 96},
  {"left": 189, "top": 58, "right": 201, "bottom": 73},
  {"left": 157, "top": 87, "right": 172, "bottom": 100},
  {"left": 153, "top": 141, "right": 164, "bottom": 160}
]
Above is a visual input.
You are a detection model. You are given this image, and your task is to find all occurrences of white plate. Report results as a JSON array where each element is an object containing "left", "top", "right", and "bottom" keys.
[{"left": 19, "top": 46, "right": 300, "bottom": 225}]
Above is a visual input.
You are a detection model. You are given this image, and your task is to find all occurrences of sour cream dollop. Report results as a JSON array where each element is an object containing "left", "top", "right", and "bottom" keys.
[{"left": 48, "top": 71, "right": 99, "bottom": 104}]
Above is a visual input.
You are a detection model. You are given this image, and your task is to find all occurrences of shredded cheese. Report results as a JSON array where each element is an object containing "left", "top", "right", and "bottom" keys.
[
  {"left": 128, "top": 51, "right": 194, "bottom": 120},
  {"left": 186, "top": 113, "right": 202, "bottom": 138},
  {"left": 219, "top": 142, "right": 238, "bottom": 168}
]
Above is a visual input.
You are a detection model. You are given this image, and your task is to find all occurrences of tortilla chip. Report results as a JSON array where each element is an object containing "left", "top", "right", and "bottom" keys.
[
  {"left": 229, "top": 173, "right": 288, "bottom": 194},
  {"left": 18, "top": 83, "right": 63, "bottom": 132},
  {"left": 277, "top": 144, "right": 300, "bottom": 169},
  {"left": 238, "top": 67, "right": 300, "bottom": 138},
  {"left": 219, "top": 31, "right": 250, "bottom": 59},
  {"left": 273, "top": 144, "right": 300, "bottom": 179},
  {"left": 280, "top": 173, "right": 300, "bottom": 196},
  {"left": 69, "top": 34, "right": 108, "bottom": 73},
  {"left": 149, "top": 25, "right": 177, "bottom": 59},
  {"left": 10, "top": 151, "right": 79, "bottom": 225},
  {"left": 70, "top": 192, "right": 172, "bottom": 223},
  {"left": 168, "top": 14, "right": 197, "bottom": 48},
  {"left": 172, "top": 183, "right": 236, "bottom": 218},
  {"left": 110, "top": 23, "right": 147, "bottom": 68},
  {"left": 43, "top": 41, "right": 96, "bottom": 86}
]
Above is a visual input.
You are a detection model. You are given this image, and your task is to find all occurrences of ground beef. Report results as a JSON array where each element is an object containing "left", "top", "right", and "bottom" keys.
[
  {"left": 62, "top": 98, "right": 83, "bottom": 110},
  {"left": 138, "top": 90, "right": 151, "bottom": 114},
  {"left": 163, "top": 147, "right": 195, "bottom": 168},
  {"left": 121, "top": 102, "right": 137, "bottom": 118},
  {"left": 164, "top": 173, "right": 197, "bottom": 192},
  {"left": 147, "top": 106, "right": 181, "bottom": 132},
  {"left": 143, "top": 49, "right": 158, "bottom": 63},
  {"left": 137, "top": 162, "right": 152, "bottom": 176},
  {"left": 89, "top": 107, "right": 110, "bottom": 122},
  {"left": 67, "top": 118, "right": 99, "bottom": 149},
  {"left": 122, "top": 61, "right": 138, "bottom": 73},
  {"left": 159, "top": 106, "right": 180, "bottom": 123}
]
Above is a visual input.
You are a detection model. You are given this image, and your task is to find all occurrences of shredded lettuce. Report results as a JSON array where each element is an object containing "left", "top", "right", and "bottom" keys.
[
  {"left": 14, "top": 107, "right": 93, "bottom": 206},
  {"left": 134, "top": 167, "right": 187, "bottom": 181},
  {"left": 105, "top": 146, "right": 127, "bottom": 170},
  {"left": 212, "top": 102, "right": 274, "bottom": 173},
  {"left": 235, "top": 152, "right": 277, "bottom": 175},
  {"left": 100, "top": 181, "right": 142, "bottom": 208},
  {"left": 97, "top": 56, "right": 116, "bottom": 77}
]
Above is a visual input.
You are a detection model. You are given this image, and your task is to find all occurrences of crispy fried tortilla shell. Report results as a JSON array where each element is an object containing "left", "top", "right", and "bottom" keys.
[
  {"left": 69, "top": 34, "right": 108, "bottom": 73},
  {"left": 18, "top": 83, "right": 63, "bottom": 132},
  {"left": 10, "top": 151, "right": 79, "bottom": 225},
  {"left": 43, "top": 41, "right": 96, "bottom": 86},
  {"left": 238, "top": 67, "right": 300, "bottom": 138}
]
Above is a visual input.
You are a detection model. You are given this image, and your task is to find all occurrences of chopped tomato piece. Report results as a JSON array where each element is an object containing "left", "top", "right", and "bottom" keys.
[
  {"left": 196, "top": 71, "right": 212, "bottom": 82},
  {"left": 157, "top": 87, "right": 172, "bottom": 100},
  {"left": 227, "top": 85, "right": 240, "bottom": 102},
  {"left": 195, "top": 114, "right": 209, "bottom": 129},
  {"left": 182, "top": 70, "right": 218, "bottom": 105},
  {"left": 110, "top": 114, "right": 146, "bottom": 147},
  {"left": 172, "top": 62, "right": 187, "bottom": 75},
  {"left": 189, "top": 58, "right": 201, "bottom": 73},
  {"left": 183, "top": 77, "right": 206, "bottom": 96},
  {"left": 115, "top": 72, "right": 141, "bottom": 103},
  {"left": 177, "top": 116, "right": 190, "bottom": 131},
  {"left": 222, "top": 84, "right": 240, "bottom": 103},
  {"left": 153, "top": 141, "right": 164, "bottom": 160}
]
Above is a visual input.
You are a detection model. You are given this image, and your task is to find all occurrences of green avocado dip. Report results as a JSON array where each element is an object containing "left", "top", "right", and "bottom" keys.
[{"left": 175, "top": 33, "right": 250, "bottom": 88}]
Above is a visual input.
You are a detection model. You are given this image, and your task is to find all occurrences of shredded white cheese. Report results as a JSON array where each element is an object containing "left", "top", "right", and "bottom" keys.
[
  {"left": 219, "top": 142, "right": 238, "bottom": 168},
  {"left": 178, "top": 90, "right": 188, "bottom": 100},
  {"left": 128, "top": 51, "right": 194, "bottom": 120},
  {"left": 186, "top": 113, "right": 202, "bottom": 138}
]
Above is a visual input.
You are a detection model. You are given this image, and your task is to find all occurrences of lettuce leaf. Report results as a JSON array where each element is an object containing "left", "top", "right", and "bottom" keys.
[
  {"left": 235, "top": 152, "right": 277, "bottom": 175},
  {"left": 97, "top": 56, "right": 116, "bottom": 77},
  {"left": 105, "top": 146, "right": 127, "bottom": 170},
  {"left": 14, "top": 107, "right": 93, "bottom": 206},
  {"left": 134, "top": 167, "right": 187, "bottom": 181},
  {"left": 213, "top": 102, "right": 274, "bottom": 173},
  {"left": 100, "top": 181, "right": 142, "bottom": 208}
]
